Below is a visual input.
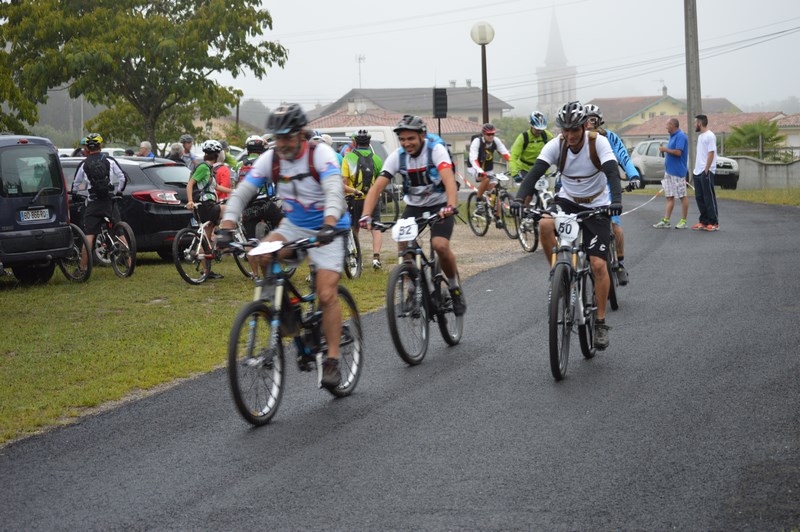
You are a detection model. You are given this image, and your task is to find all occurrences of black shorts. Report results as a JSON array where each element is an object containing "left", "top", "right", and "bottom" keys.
[
  {"left": 349, "top": 197, "right": 377, "bottom": 227},
  {"left": 83, "top": 199, "right": 119, "bottom": 235},
  {"left": 401, "top": 203, "right": 454, "bottom": 240},
  {"left": 553, "top": 197, "right": 612, "bottom": 261},
  {"left": 197, "top": 201, "right": 221, "bottom": 226}
]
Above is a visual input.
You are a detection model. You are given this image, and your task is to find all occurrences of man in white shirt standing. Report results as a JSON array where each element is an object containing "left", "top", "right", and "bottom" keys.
[{"left": 691, "top": 114, "right": 719, "bottom": 231}]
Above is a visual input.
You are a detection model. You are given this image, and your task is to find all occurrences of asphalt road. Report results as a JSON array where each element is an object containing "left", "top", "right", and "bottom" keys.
[{"left": 2, "top": 193, "right": 799, "bottom": 530}]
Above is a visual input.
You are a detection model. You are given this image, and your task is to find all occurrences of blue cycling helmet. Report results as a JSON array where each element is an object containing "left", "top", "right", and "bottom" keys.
[{"left": 530, "top": 111, "right": 547, "bottom": 130}]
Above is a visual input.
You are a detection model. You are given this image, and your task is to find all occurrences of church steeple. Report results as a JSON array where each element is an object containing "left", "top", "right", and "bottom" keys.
[
  {"left": 545, "top": 10, "right": 568, "bottom": 68},
  {"left": 536, "top": 11, "right": 577, "bottom": 124}
]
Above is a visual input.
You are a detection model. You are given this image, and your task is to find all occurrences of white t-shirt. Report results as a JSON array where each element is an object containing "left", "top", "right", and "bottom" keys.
[
  {"left": 538, "top": 132, "right": 617, "bottom": 208},
  {"left": 382, "top": 140, "right": 453, "bottom": 208},
  {"left": 693, "top": 130, "right": 717, "bottom": 175}
]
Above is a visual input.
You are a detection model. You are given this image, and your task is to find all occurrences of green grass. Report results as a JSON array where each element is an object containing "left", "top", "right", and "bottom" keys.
[
  {"left": 0, "top": 252, "right": 392, "bottom": 444},
  {"left": 628, "top": 186, "right": 800, "bottom": 206}
]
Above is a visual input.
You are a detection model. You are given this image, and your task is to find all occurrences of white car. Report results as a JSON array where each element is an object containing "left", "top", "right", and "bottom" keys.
[{"left": 631, "top": 139, "right": 740, "bottom": 190}]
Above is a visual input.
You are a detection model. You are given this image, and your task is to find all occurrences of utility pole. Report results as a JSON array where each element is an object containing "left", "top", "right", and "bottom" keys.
[
  {"left": 684, "top": 0, "right": 702, "bottom": 171},
  {"left": 356, "top": 55, "right": 366, "bottom": 89}
]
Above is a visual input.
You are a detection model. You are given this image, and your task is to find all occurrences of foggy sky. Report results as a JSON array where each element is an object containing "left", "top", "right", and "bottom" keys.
[{"left": 217, "top": 0, "right": 800, "bottom": 115}]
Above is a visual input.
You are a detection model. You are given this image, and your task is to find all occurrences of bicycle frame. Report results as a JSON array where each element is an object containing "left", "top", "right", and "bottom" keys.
[{"left": 551, "top": 210, "right": 593, "bottom": 327}]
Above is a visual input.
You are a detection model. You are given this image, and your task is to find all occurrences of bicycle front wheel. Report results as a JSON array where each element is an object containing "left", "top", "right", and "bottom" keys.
[
  {"left": 499, "top": 192, "right": 519, "bottom": 239},
  {"left": 228, "top": 301, "right": 285, "bottom": 426},
  {"left": 435, "top": 275, "right": 463, "bottom": 346},
  {"left": 58, "top": 223, "right": 92, "bottom": 282},
  {"left": 386, "top": 263, "right": 429, "bottom": 365},
  {"left": 343, "top": 230, "right": 363, "bottom": 279},
  {"left": 325, "top": 286, "right": 364, "bottom": 398},
  {"left": 109, "top": 221, "right": 136, "bottom": 278},
  {"left": 232, "top": 227, "right": 257, "bottom": 279},
  {"left": 578, "top": 270, "right": 597, "bottom": 359},
  {"left": 548, "top": 263, "right": 572, "bottom": 381},
  {"left": 173, "top": 227, "right": 208, "bottom": 285},
  {"left": 466, "top": 192, "right": 489, "bottom": 237},
  {"left": 518, "top": 215, "right": 539, "bottom": 253}
]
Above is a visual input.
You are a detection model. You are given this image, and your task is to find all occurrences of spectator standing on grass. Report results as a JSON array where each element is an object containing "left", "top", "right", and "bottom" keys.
[
  {"left": 653, "top": 118, "right": 690, "bottom": 229},
  {"left": 691, "top": 114, "right": 719, "bottom": 232}
]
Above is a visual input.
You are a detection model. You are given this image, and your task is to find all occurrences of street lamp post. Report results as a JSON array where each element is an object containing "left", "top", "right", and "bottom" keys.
[{"left": 470, "top": 21, "right": 495, "bottom": 124}]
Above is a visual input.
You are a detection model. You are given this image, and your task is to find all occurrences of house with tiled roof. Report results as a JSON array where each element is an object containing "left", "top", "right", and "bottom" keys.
[
  {"left": 621, "top": 112, "right": 786, "bottom": 152},
  {"left": 315, "top": 87, "right": 513, "bottom": 123},
  {"left": 308, "top": 108, "right": 483, "bottom": 161},
  {"left": 587, "top": 88, "right": 741, "bottom": 132},
  {"left": 777, "top": 114, "right": 800, "bottom": 155}
]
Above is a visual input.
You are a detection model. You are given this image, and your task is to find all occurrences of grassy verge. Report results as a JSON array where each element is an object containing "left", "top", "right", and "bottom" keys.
[{"left": 628, "top": 186, "right": 800, "bottom": 206}]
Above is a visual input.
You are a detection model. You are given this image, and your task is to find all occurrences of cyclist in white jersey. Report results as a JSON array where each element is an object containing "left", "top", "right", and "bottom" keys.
[
  {"left": 512, "top": 101, "right": 623, "bottom": 349},
  {"left": 218, "top": 104, "right": 350, "bottom": 388},
  {"left": 360, "top": 115, "right": 466, "bottom": 316}
]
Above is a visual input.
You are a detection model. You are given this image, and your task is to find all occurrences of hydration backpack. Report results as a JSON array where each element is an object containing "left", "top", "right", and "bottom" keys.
[
  {"left": 352, "top": 148, "right": 376, "bottom": 192},
  {"left": 271, "top": 141, "right": 321, "bottom": 185},
  {"left": 398, "top": 133, "right": 451, "bottom": 195},
  {"left": 82, "top": 153, "right": 112, "bottom": 200},
  {"left": 557, "top": 131, "right": 602, "bottom": 174}
]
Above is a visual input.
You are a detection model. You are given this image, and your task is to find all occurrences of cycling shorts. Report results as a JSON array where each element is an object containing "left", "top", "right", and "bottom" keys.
[
  {"left": 348, "top": 197, "right": 377, "bottom": 227},
  {"left": 271, "top": 218, "right": 345, "bottom": 274},
  {"left": 401, "top": 203, "right": 454, "bottom": 240},
  {"left": 83, "top": 199, "right": 119, "bottom": 235},
  {"left": 197, "top": 201, "right": 221, "bottom": 226},
  {"left": 552, "top": 197, "right": 612, "bottom": 261}
]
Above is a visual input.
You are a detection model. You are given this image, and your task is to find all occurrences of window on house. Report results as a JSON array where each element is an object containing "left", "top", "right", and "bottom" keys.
[{"left": 649, "top": 112, "right": 655, "bottom": 119}]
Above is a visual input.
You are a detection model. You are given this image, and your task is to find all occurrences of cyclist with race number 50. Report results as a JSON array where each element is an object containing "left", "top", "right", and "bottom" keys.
[{"left": 511, "top": 101, "right": 623, "bottom": 350}]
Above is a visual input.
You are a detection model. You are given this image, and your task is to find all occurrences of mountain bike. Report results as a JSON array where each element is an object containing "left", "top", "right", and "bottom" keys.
[
  {"left": 466, "top": 172, "right": 518, "bottom": 239},
  {"left": 172, "top": 206, "right": 255, "bottom": 284},
  {"left": 226, "top": 232, "right": 363, "bottom": 426},
  {"left": 517, "top": 175, "right": 555, "bottom": 253},
  {"left": 538, "top": 206, "right": 610, "bottom": 381},
  {"left": 93, "top": 197, "right": 136, "bottom": 277},
  {"left": 343, "top": 194, "right": 364, "bottom": 279},
  {"left": 374, "top": 212, "right": 463, "bottom": 365},
  {"left": 57, "top": 223, "right": 92, "bottom": 282}
]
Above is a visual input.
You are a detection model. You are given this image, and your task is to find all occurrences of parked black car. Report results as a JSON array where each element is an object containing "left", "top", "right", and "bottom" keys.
[
  {"left": 0, "top": 135, "right": 73, "bottom": 284},
  {"left": 61, "top": 156, "right": 194, "bottom": 259}
]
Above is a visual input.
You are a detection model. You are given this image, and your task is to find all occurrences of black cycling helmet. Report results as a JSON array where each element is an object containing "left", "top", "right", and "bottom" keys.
[
  {"left": 179, "top": 134, "right": 193, "bottom": 144},
  {"left": 265, "top": 103, "right": 308, "bottom": 135},
  {"left": 555, "top": 101, "right": 588, "bottom": 129},
  {"left": 85, "top": 133, "right": 103, "bottom": 149},
  {"left": 482, "top": 123, "right": 497, "bottom": 134},
  {"left": 393, "top": 114, "right": 427, "bottom": 134},
  {"left": 354, "top": 129, "right": 371, "bottom": 145}
]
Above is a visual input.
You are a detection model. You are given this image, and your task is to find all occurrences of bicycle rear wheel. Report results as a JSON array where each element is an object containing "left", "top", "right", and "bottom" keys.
[
  {"left": 109, "top": 221, "right": 136, "bottom": 278},
  {"left": 578, "top": 270, "right": 597, "bottom": 359},
  {"left": 607, "top": 238, "right": 619, "bottom": 311},
  {"left": 343, "top": 230, "right": 363, "bottom": 279},
  {"left": 232, "top": 227, "right": 257, "bottom": 279},
  {"left": 548, "top": 263, "right": 572, "bottom": 381},
  {"left": 57, "top": 223, "right": 92, "bottom": 282},
  {"left": 324, "top": 286, "right": 363, "bottom": 397},
  {"left": 92, "top": 231, "right": 112, "bottom": 267},
  {"left": 173, "top": 227, "right": 208, "bottom": 285},
  {"left": 435, "top": 275, "right": 463, "bottom": 346},
  {"left": 466, "top": 192, "right": 489, "bottom": 237},
  {"left": 499, "top": 192, "right": 519, "bottom": 239},
  {"left": 228, "top": 301, "right": 285, "bottom": 425},
  {"left": 386, "top": 263, "right": 429, "bottom": 365},
  {"left": 518, "top": 215, "right": 539, "bottom": 253}
]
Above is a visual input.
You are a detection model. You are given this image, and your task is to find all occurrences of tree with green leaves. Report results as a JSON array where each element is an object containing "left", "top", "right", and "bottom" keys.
[
  {"left": 725, "top": 119, "right": 786, "bottom": 161},
  {"left": 0, "top": 0, "right": 286, "bottom": 150}
]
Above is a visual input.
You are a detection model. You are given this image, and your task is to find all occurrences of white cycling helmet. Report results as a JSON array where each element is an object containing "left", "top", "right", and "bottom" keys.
[
  {"left": 584, "top": 104, "right": 604, "bottom": 125},
  {"left": 201, "top": 139, "right": 223, "bottom": 154}
]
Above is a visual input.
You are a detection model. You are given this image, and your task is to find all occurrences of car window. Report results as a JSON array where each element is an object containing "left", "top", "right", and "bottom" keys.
[
  {"left": 636, "top": 143, "right": 648, "bottom": 155},
  {"left": 143, "top": 164, "right": 191, "bottom": 186},
  {"left": 646, "top": 143, "right": 660, "bottom": 157},
  {"left": 0, "top": 146, "right": 63, "bottom": 198}
]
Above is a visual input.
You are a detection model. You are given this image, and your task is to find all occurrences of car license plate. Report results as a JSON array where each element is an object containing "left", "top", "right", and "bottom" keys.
[{"left": 20, "top": 209, "right": 49, "bottom": 222}]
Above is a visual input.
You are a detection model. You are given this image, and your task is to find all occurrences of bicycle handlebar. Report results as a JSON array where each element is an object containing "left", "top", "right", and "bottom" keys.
[{"left": 371, "top": 208, "right": 459, "bottom": 233}]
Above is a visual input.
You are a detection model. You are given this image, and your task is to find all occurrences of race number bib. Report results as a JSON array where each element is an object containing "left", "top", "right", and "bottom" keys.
[
  {"left": 391, "top": 217, "right": 418, "bottom": 242},
  {"left": 554, "top": 213, "right": 579, "bottom": 244}
]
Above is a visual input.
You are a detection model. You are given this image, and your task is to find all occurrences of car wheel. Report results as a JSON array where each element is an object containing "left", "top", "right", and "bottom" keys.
[
  {"left": 156, "top": 248, "right": 173, "bottom": 261},
  {"left": 12, "top": 261, "right": 56, "bottom": 286}
]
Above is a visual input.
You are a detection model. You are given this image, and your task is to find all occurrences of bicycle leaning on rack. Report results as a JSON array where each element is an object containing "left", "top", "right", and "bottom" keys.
[
  {"left": 226, "top": 233, "right": 364, "bottom": 426},
  {"left": 373, "top": 211, "right": 463, "bottom": 366},
  {"left": 465, "top": 172, "right": 518, "bottom": 239},
  {"left": 527, "top": 205, "right": 610, "bottom": 381},
  {"left": 172, "top": 205, "right": 255, "bottom": 284}
]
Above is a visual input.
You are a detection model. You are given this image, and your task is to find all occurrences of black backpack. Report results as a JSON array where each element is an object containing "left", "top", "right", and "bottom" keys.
[
  {"left": 352, "top": 148, "right": 376, "bottom": 192},
  {"left": 82, "top": 153, "right": 112, "bottom": 200}
]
